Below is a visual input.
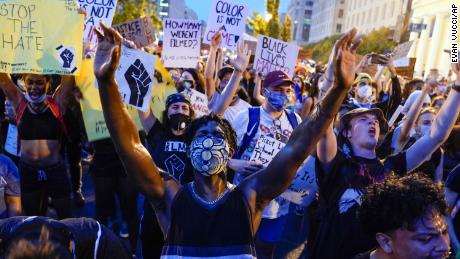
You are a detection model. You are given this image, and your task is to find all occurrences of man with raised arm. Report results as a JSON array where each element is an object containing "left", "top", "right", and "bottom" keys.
[
  {"left": 313, "top": 57, "right": 460, "bottom": 257},
  {"left": 94, "top": 23, "right": 361, "bottom": 258}
]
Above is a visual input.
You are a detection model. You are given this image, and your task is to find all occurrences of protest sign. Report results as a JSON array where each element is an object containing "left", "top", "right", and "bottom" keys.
[
  {"left": 393, "top": 41, "right": 414, "bottom": 67},
  {"left": 0, "top": 0, "right": 84, "bottom": 74},
  {"left": 79, "top": 0, "right": 118, "bottom": 45},
  {"left": 4, "top": 124, "right": 19, "bottom": 156},
  {"left": 115, "top": 46, "right": 156, "bottom": 112},
  {"left": 203, "top": 0, "right": 249, "bottom": 50},
  {"left": 112, "top": 16, "right": 156, "bottom": 48},
  {"left": 180, "top": 87, "right": 209, "bottom": 118},
  {"left": 253, "top": 35, "right": 299, "bottom": 77},
  {"left": 249, "top": 135, "right": 285, "bottom": 165},
  {"left": 281, "top": 156, "right": 318, "bottom": 207},
  {"left": 76, "top": 59, "right": 144, "bottom": 142},
  {"left": 163, "top": 19, "right": 202, "bottom": 68},
  {"left": 150, "top": 57, "right": 177, "bottom": 122}
]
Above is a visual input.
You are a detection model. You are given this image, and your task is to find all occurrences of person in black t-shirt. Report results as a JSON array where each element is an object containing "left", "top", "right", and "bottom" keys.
[
  {"left": 355, "top": 174, "right": 450, "bottom": 259},
  {"left": 313, "top": 59, "right": 460, "bottom": 258},
  {"left": 444, "top": 164, "right": 460, "bottom": 253},
  {"left": 138, "top": 93, "right": 195, "bottom": 258}
]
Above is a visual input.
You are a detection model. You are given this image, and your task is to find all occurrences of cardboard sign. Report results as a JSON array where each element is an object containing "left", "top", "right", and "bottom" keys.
[
  {"left": 115, "top": 46, "right": 156, "bottom": 112},
  {"left": 0, "top": 0, "right": 84, "bottom": 74},
  {"left": 280, "top": 156, "right": 318, "bottom": 207},
  {"left": 79, "top": 0, "right": 118, "bottom": 45},
  {"left": 253, "top": 35, "right": 299, "bottom": 77},
  {"left": 203, "top": 0, "right": 249, "bottom": 50},
  {"left": 392, "top": 41, "right": 414, "bottom": 67},
  {"left": 112, "top": 16, "right": 156, "bottom": 47},
  {"left": 76, "top": 59, "right": 144, "bottom": 142},
  {"left": 163, "top": 19, "right": 202, "bottom": 68},
  {"left": 249, "top": 135, "right": 285, "bottom": 165},
  {"left": 180, "top": 87, "right": 209, "bottom": 117}
]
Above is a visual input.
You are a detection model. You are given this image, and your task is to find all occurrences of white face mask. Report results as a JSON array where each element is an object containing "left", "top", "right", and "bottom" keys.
[
  {"left": 439, "top": 85, "right": 447, "bottom": 93},
  {"left": 357, "top": 85, "right": 373, "bottom": 99},
  {"left": 24, "top": 92, "right": 47, "bottom": 104}
]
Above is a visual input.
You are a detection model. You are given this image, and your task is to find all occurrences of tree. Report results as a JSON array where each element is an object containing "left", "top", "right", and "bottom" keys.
[
  {"left": 280, "top": 15, "right": 292, "bottom": 42},
  {"left": 304, "top": 27, "right": 397, "bottom": 64},
  {"left": 112, "top": 0, "right": 162, "bottom": 29},
  {"left": 247, "top": 12, "right": 267, "bottom": 37}
]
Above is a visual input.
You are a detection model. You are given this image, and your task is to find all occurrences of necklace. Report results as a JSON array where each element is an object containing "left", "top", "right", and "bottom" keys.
[{"left": 190, "top": 182, "right": 233, "bottom": 206}]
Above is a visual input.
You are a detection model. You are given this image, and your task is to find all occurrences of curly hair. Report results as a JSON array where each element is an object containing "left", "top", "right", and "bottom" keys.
[
  {"left": 185, "top": 113, "right": 237, "bottom": 157},
  {"left": 359, "top": 174, "right": 448, "bottom": 236}
]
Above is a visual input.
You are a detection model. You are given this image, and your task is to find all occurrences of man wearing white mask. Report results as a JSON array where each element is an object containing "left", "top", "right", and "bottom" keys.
[{"left": 349, "top": 59, "right": 401, "bottom": 120}]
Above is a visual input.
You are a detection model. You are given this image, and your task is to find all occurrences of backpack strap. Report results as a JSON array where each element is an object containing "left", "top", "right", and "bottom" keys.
[
  {"left": 234, "top": 107, "right": 260, "bottom": 159},
  {"left": 285, "top": 110, "right": 299, "bottom": 129},
  {"left": 46, "top": 96, "right": 70, "bottom": 140}
]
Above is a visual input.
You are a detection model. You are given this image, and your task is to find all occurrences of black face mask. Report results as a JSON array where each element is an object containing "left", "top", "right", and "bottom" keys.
[{"left": 168, "top": 113, "right": 191, "bottom": 131}]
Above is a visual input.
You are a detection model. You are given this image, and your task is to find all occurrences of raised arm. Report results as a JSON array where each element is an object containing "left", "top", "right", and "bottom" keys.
[
  {"left": 394, "top": 84, "right": 430, "bottom": 153},
  {"left": 53, "top": 75, "right": 76, "bottom": 112},
  {"left": 138, "top": 107, "right": 157, "bottom": 134},
  {"left": 204, "top": 31, "right": 222, "bottom": 101},
  {"left": 94, "top": 23, "right": 169, "bottom": 201},
  {"left": 241, "top": 28, "right": 361, "bottom": 204},
  {"left": 209, "top": 41, "right": 251, "bottom": 116},
  {"left": 252, "top": 73, "right": 265, "bottom": 105},
  {"left": 405, "top": 63, "right": 460, "bottom": 172},
  {"left": 0, "top": 73, "right": 23, "bottom": 109}
]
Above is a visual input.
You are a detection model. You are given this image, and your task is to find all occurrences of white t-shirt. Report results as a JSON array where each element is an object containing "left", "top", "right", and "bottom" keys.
[
  {"left": 231, "top": 107, "right": 302, "bottom": 219},
  {"left": 209, "top": 92, "right": 251, "bottom": 123}
]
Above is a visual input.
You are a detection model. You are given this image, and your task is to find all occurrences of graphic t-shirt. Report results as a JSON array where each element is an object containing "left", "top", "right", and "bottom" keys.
[
  {"left": 147, "top": 121, "right": 194, "bottom": 184},
  {"left": 445, "top": 164, "right": 460, "bottom": 240},
  {"left": 231, "top": 107, "right": 302, "bottom": 219},
  {"left": 209, "top": 92, "right": 251, "bottom": 123},
  {"left": 0, "top": 154, "right": 20, "bottom": 218},
  {"left": 312, "top": 150, "right": 407, "bottom": 259}
]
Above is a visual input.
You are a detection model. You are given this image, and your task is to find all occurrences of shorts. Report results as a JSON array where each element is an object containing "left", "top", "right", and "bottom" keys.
[
  {"left": 19, "top": 160, "right": 71, "bottom": 199},
  {"left": 256, "top": 215, "right": 288, "bottom": 243}
]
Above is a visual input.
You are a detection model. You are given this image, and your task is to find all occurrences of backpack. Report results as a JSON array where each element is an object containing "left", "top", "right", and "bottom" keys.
[
  {"left": 16, "top": 96, "right": 70, "bottom": 139},
  {"left": 233, "top": 107, "right": 299, "bottom": 159}
]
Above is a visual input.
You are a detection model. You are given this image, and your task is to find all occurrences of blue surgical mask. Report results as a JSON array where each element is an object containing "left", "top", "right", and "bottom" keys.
[{"left": 264, "top": 89, "right": 289, "bottom": 111}]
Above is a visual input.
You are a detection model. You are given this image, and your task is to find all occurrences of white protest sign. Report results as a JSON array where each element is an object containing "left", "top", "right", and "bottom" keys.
[
  {"left": 115, "top": 46, "right": 156, "bottom": 112},
  {"left": 181, "top": 87, "right": 209, "bottom": 117},
  {"left": 280, "top": 156, "right": 318, "bottom": 207},
  {"left": 203, "top": 0, "right": 249, "bottom": 50},
  {"left": 79, "top": 0, "right": 118, "bottom": 45},
  {"left": 392, "top": 41, "right": 414, "bottom": 68},
  {"left": 249, "top": 135, "right": 285, "bottom": 165},
  {"left": 163, "top": 19, "right": 202, "bottom": 68},
  {"left": 254, "top": 35, "right": 299, "bottom": 77},
  {"left": 4, "top": 124, "right": 19, "bottom": 156}
]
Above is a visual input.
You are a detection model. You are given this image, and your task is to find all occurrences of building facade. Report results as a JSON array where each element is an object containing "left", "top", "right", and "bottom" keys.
[
  {"left": 342, "top": 0, "right": 403, "bottom": 34},
  {"left": 156, "top": 0, "right": 198, "bottom": 20},
  {"left": 285, "top": 0, "right": 317, "bottom": 45},
  {"left": 309, "top": 0, "right": 346, "bottom": 43},
  {"left": 408, "top": 0, "right": 454, "bottom": 77}
]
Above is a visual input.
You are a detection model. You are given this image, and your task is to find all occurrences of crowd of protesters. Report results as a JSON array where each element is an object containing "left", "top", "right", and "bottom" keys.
[{"left": 0, "top": 11, "right": 458, "bottom": 259}]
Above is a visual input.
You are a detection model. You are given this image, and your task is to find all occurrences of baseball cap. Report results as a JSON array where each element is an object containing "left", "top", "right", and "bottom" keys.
[
  {"left": 353, "top": 73, "right": 372, "bottom": 85},
  {"left": 262, "top": 70, "right": 294, "bottom": 89}
]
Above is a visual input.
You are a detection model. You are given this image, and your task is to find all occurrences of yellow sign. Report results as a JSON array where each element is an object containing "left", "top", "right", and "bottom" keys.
[
  {"left": 0, "top": 0, "right": 84, "bottom": 75},
  {"left": 76, "top": 58, "right": 177, "bottom": 142},
  {"left": 150, "top": 58, "right": 177, "bottom": 122},
  {"left": 75, "top": 59, "right": 143, "bottom": 142}
]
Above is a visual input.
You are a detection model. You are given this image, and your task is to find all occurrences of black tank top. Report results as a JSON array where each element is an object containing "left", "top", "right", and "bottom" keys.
[
  {"left": 18, "top": 106, "right": 61, "bottom": 140},
  {"left": 161, "top": 183, "right": 257, "bottom": 258}
]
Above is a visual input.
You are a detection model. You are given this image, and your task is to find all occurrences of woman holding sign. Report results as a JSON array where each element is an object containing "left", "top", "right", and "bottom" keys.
[{"left": 0, "top": 73, "right": 75, "bottom": 219}]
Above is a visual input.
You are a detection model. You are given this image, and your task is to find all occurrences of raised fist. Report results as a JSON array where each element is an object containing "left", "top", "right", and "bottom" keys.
[
  {"left": 124, "top": 59, "right": 152, "bottom": 107},
  {"left": 60, "top": 49, "right": 74, "bottom": 68}
]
